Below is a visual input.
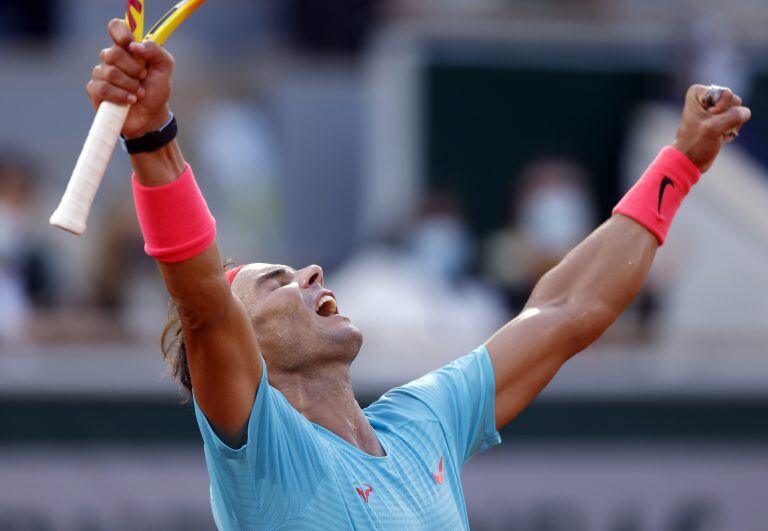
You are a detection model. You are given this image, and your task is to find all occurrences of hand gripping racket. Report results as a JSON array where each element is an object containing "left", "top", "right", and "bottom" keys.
[{"left": 50, "top": 0, "right": 207, "bottom": 235}]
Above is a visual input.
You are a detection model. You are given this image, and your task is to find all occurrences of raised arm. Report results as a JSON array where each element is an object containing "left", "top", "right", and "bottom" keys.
[
  {"left": 88, "top": 20, "right": 261, "bottom": 445},
  {"left": 487, "top": 85, "right": 752, "bottom": 429}
]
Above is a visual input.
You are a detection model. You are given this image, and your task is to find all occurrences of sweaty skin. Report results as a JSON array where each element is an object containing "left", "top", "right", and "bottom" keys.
[{"left": 89, "top": 20, "right": 751, "bottom": 448}]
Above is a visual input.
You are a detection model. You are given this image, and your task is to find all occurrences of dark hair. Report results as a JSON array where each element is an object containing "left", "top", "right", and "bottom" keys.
[
  {"left": 160, "top": 260, "right": 237, "bottom": 398},
  {"left": 160, "top": 300, "right": 192, "bottom": 397}
]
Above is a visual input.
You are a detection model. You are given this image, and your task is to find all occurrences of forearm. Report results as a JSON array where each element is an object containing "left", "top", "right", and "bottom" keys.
[
  {"left": 158, "top": 246, "right": 231, "bottom": 328},
  {"left": 129, "top": 139, "right": 229, "bottom": 325},
  {"left": 130, "top": 138, "right": 186, "bottom": 187},
  {"left": 526, "top": 214, "right": 658, "bottom": 349}
]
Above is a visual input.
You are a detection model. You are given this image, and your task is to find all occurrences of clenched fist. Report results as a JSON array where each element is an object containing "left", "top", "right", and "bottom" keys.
[
  {"left": 673, "top": 84, "right": 751, "bottom": 173},
  {"left": 86, "top": 19, "right": 175, "bottom": 139}
]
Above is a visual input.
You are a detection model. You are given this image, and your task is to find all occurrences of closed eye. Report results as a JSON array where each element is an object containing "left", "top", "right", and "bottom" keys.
[
  {"left": 256, "top": 267, "right": 293, "bottom": 290},
  {"left": 270, "top": 277, "right": 290, "bottom": 290}
]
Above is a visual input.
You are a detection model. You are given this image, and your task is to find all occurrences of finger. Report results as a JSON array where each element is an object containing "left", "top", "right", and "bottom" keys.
[
  {"left": 86, "top": 79, "right": 138, "bottom": 106},
  {"left": 92, "top": 64, "right": 143, "bottom": 95},
  {"left": 704, "top": 86, "right": 734, "bottom": 115},
  {"left": 128, "top": 42, "right": 174, "bottom": 68},
  {"left": 108, "top": 18, "right": 135, "bottom": 48},
  {"left": 710, "top": 106, "right": 751, "bottom": 136},
  {"left": 687, "top": 84, "right": 711, "bottom": 108},
  {"left": 99, "top": 46, "right": 146, "bottom": 79}
]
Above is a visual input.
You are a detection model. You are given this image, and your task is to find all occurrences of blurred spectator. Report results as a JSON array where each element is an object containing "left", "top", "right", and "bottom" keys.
[
  {"left": 483, "top": 158, "right": 595, "bottom": 314},
  {"left": 192, "top": 99, "right": 284, "bottom": 263},
  {"left": 0, "top": 152, "right": 54, "bottom": 342},
  {"left": 331, "top": 189, "right": 505, "bottom": 387},
  {"left": 92, "top": 200, "right": 146, "bottom": 316},
  {"left": 81, "top": 197, "right": 170, "bottom": 343},
  {"left": 403, "top": 190, "right": 473, "bottom": 286}
]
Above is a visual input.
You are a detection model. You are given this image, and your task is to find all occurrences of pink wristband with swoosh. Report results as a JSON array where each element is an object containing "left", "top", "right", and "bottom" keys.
[
  {"left": 613, "top": 146, "right": 701, "bottom": 245},
  {"left": 132, "top": 164, "right": 217, "bottom": 262}
]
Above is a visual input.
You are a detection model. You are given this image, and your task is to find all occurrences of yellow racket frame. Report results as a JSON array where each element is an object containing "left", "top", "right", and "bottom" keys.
[
  {"left": 144, "top": 0, "right": 206, "bottom": 45},
  {"left": 125, "top": 0, "right": 145, "bottom": 41}
]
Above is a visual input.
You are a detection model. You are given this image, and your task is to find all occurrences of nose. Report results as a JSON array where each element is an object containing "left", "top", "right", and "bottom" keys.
[{"left": 298, "top": 264, "right": 324, "bottom": 289}]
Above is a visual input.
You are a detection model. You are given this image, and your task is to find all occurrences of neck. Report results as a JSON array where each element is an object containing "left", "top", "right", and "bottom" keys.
[{"left": 268, "top": 361, "right": 385, "bottom": 457}]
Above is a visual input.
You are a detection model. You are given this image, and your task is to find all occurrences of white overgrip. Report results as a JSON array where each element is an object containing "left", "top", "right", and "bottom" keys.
[{"left": 49, "top": 101, "right": 130, "bottom": 235}]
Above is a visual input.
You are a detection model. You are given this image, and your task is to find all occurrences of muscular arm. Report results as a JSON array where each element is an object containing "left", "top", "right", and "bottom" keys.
[
  {"left": 134, "top": 142, "right": 262, "bottom": 445},
  {"left": 487, "top": 84, "right": 752, "bottom": 429},
  {"left": 90, "top": 20, "right": 260, "bottom": 445},
  {"left": 487, "top": 215, "right": 656, "bottom": 427}
]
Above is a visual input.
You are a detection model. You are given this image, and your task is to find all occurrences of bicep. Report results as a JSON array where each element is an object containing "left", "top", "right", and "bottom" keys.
[
  {"left": 486, "top": 305, "right": 577, "bottom": 429},
  {"left": 185, "top": 295, "right": 262, "bottom": 446}
]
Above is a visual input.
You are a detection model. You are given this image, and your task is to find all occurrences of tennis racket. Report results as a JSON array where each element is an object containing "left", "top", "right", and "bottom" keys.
[{"left": 50, "top": 0, "right": 207, "bottom": 235}]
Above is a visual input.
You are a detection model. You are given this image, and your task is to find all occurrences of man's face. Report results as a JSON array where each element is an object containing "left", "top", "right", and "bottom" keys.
[{"left": 231, "top": 263, "right": 363, "bottom": 372}]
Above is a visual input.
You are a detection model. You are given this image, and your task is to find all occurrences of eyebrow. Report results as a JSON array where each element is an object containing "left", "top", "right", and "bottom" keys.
[{"left": 255, "top": 267, "right": 292, "bottom": 285}]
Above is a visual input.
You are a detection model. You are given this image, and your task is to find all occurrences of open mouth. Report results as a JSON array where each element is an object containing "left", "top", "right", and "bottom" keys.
[{"left": 315, "top": 293, "right": 339, "bottom": 317}]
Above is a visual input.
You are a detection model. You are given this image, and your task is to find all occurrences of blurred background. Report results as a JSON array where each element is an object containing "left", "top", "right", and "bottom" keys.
[{"left": 2, "top": 0, "right": 768, "bottom": 529}]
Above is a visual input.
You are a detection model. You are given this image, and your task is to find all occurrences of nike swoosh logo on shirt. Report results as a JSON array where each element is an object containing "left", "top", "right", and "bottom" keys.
[{"left": 432, "top": 456, "right": 444, "bottom": 485}]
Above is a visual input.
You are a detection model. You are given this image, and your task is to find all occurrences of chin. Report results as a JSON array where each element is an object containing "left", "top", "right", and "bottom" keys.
[{"left": 329, "top": 320, "right": 364, "bottom": 362}]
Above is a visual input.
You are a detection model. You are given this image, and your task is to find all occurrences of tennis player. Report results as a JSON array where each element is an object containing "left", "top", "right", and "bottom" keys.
[{"left": 88, "top": 20, "right": 751, "bottom": 530}]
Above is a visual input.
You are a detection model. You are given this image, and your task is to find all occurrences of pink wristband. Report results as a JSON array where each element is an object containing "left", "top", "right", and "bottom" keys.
[
  {"left": 612, "top": 146, "right": 701, "bottom": 245},
  {"left": 132, "top": 164, "right": 216, "bottom": 262}
]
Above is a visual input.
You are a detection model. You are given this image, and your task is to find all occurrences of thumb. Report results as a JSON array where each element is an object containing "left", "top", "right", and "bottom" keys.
[{"left": 128, "top": 41, "right": 174, "bottom": 68}]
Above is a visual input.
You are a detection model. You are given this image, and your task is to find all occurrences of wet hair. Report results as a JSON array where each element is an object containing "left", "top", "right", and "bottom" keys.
[{"left": 160, "top": 259, "right": 236, "bottom": 398}]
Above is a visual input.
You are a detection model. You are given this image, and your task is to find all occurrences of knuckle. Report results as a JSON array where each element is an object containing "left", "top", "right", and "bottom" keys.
[
  {"left": 99, "top": 48, "right": 109, "bottom": 61},
  {"left": 97, "top": 83, "right": 110, "bottom": 98},
  {"left": 105, "top": 66, "right": 120, "bottom": 82},
  {"left": 104, "top": 47, "right": 118, "bottom": 63}
]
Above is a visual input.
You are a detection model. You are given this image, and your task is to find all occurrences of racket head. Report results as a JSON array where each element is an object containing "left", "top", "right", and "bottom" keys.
[
  {"left": 144, "top": 0, "right": 206, "bottom": 45},
  {"left": 125, "top": 0, "right": 145, "bottom": 41}
]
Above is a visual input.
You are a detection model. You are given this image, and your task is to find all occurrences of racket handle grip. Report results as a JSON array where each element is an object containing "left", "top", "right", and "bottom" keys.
[{"left": 50, "top": 101, "right": 130, "bottom": 235}]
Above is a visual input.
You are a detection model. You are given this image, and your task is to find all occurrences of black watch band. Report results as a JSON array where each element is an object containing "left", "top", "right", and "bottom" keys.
[{"left": 121, "top": 114, "right": 178, "bottom": 154}]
